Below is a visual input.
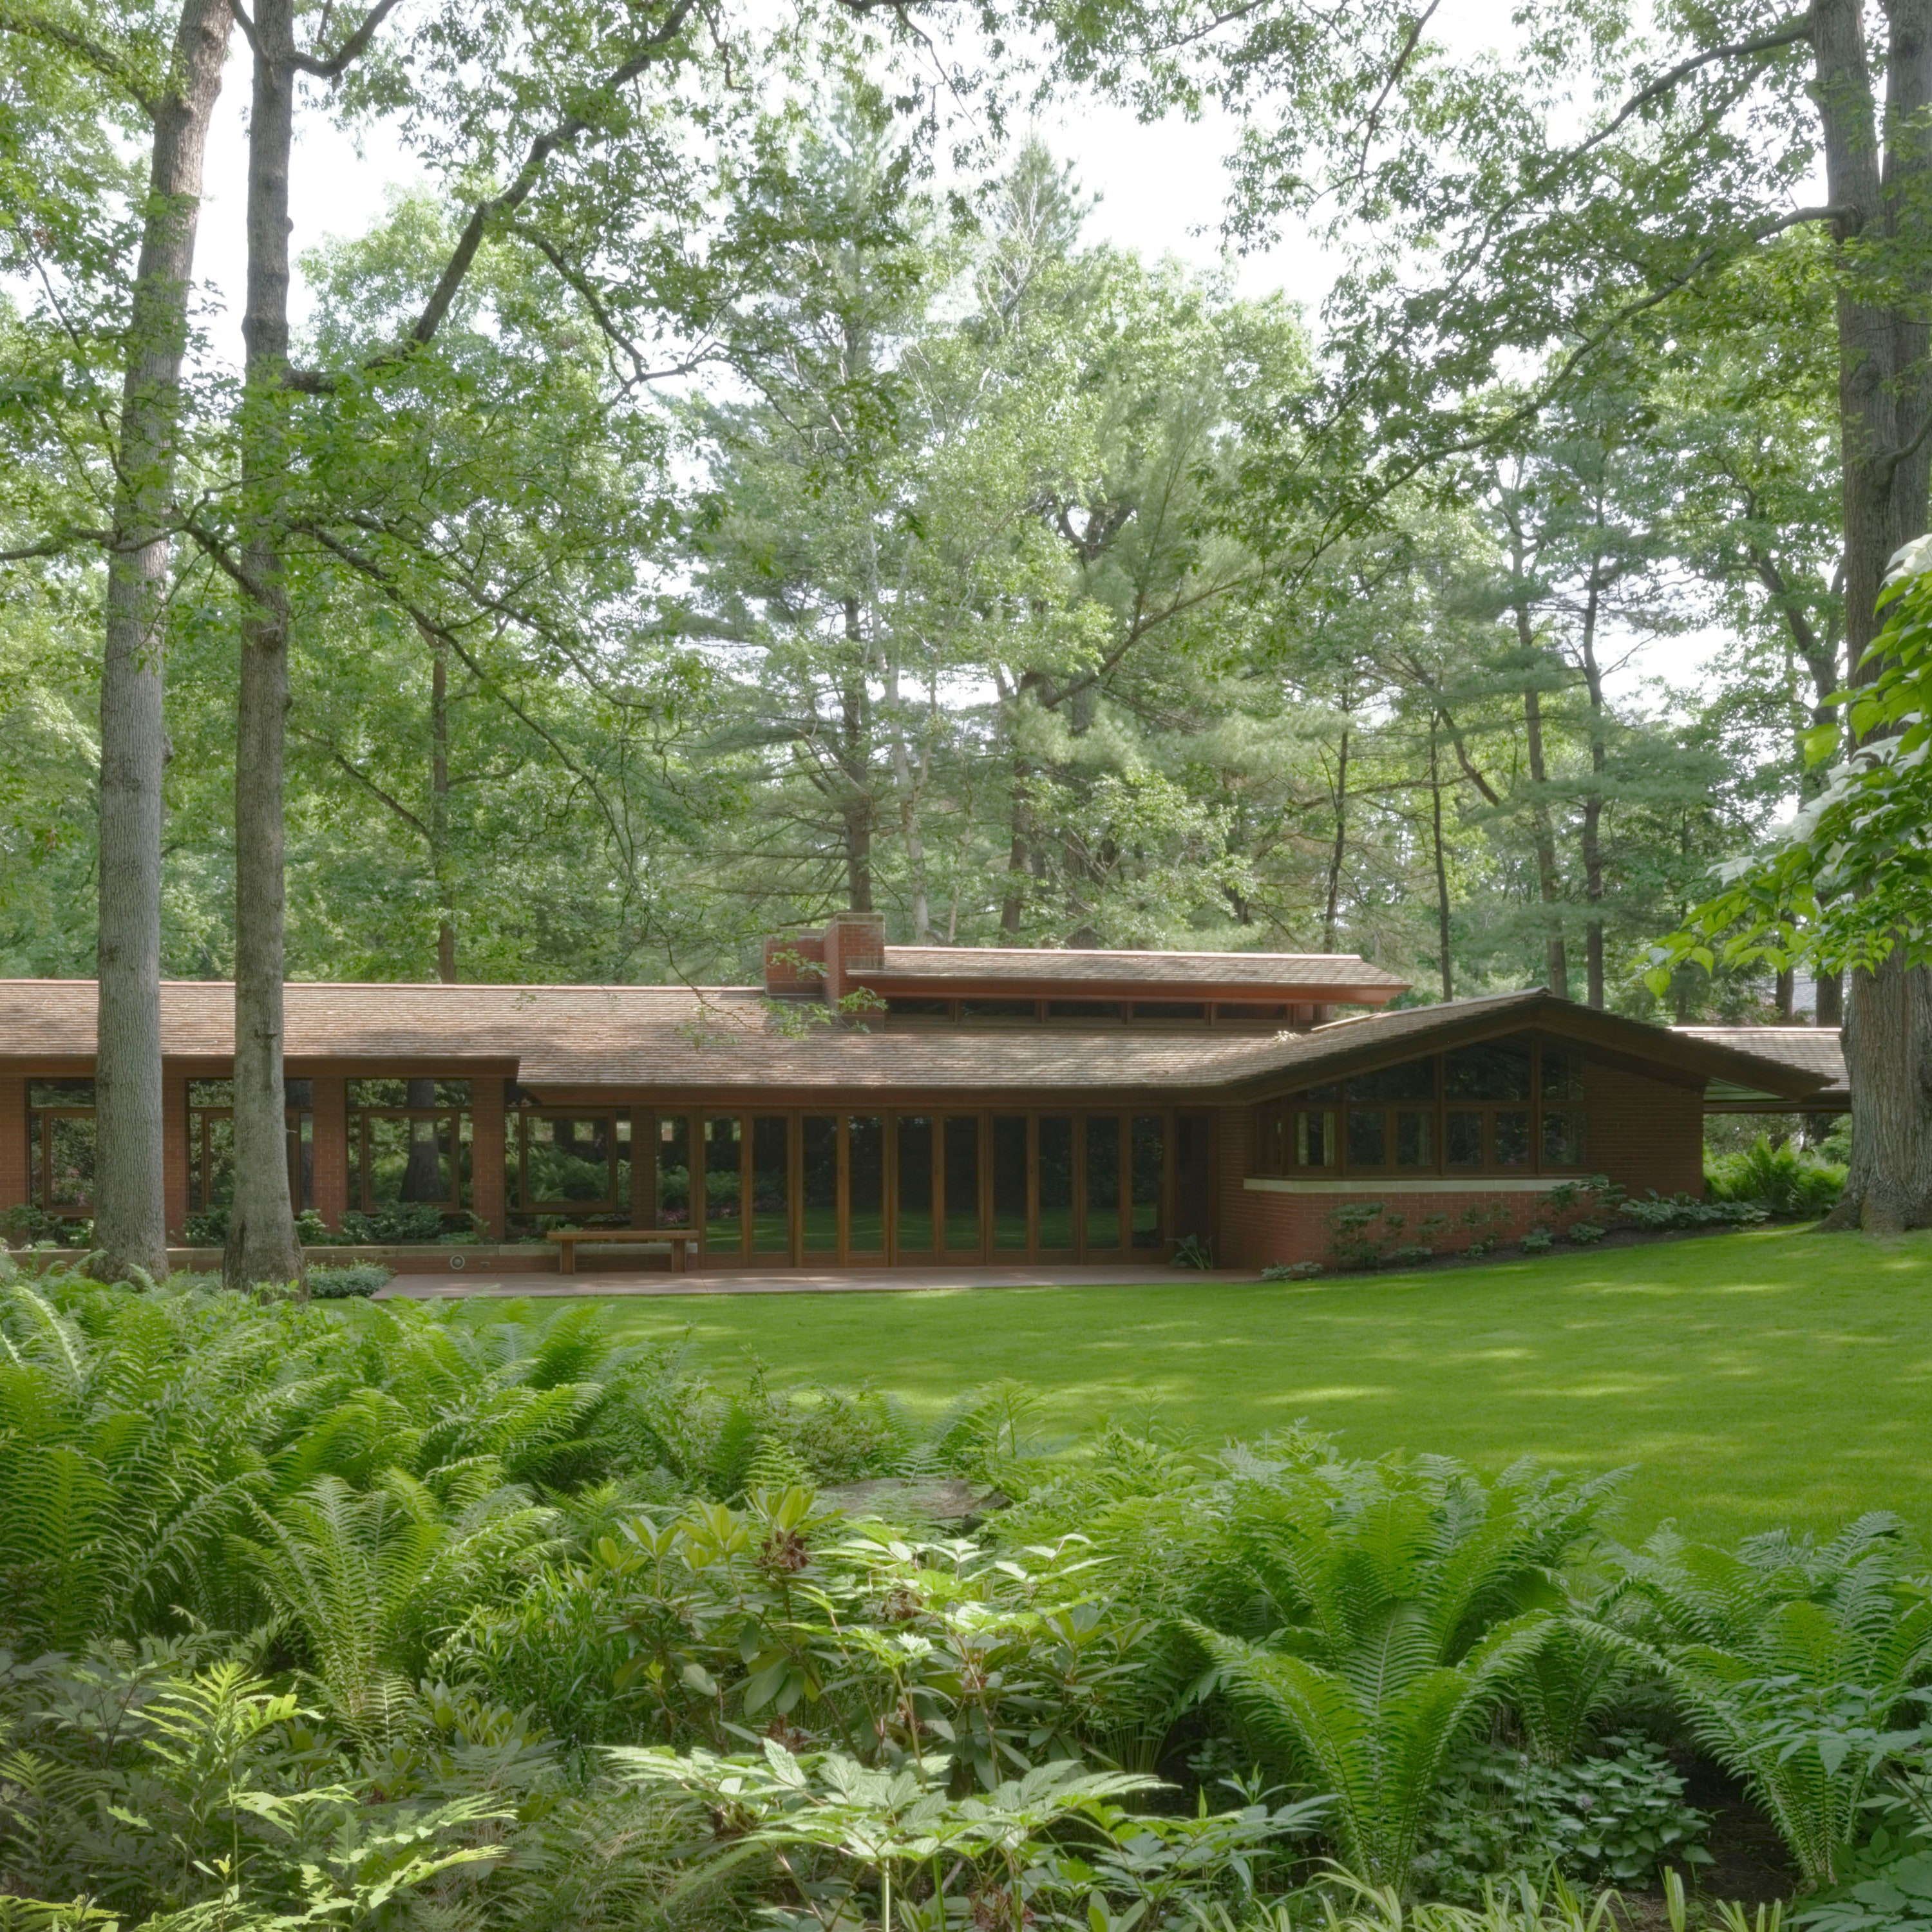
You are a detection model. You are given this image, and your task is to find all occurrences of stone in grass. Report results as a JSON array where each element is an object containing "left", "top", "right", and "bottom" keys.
[{"left": 817, "top": 1477, "right": 1009, "bottom": 1526}]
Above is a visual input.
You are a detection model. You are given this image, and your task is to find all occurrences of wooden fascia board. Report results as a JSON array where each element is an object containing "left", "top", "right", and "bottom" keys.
[
  {"left": 519, "top": 1084, "right": 1225, "bottom": 1110},
  {"left": 849, "top": 972, "right": 1406, "bottom": 1005}
]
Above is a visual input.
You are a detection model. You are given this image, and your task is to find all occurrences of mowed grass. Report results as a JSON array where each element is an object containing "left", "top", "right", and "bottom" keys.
[{"left": 587, "top": 1224, "right": 1932, "bottom": 1546}]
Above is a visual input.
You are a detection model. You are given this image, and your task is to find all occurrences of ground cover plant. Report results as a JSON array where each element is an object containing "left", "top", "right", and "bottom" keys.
[
  {"left": 8, "top": 1271, "right": 1932, "bottom": 1930},
  {"left": 589, "top": 1226, "right": 1932, "bottom": 1546}
]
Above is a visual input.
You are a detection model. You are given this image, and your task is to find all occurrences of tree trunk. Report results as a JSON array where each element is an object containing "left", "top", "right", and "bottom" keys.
[
  {"left": 1812, "top": 0, "right": 1932, "bottom": 1228},
  {"left": 1430, "top": 726, "right": 1453, "bottom": 1001},
  {"left": 838, "top": 599, "right": 873, "bottom": 913},
  {"left": 1577, "top": 577, "right": 1609, "bottom": 1009},
  {"left": 93, "top": 0, "right": 232, "bottom": 1284},
  {"left": 1522, "top": 684, "right": 1569, "bottom": 997},
  {"left": 224, "top": 0, "right": 303, "bottom": 1290},
  {"left": 1322, "top": 723, "right": 1350, "bottom": 954},
  {"left": 430, "top": 634, "right": 456, "bottom": 981}
]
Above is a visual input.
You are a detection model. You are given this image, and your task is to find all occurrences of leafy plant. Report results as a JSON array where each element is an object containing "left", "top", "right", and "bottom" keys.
[
  {"left": 1609, "top": 1516, "right": 1932, "bottom": 1886},
  {"left": 1566, "top": 1224, "right": 1606, "bottom": 1245},
  {"left": 1182, "top": 1458, "right": 1620, "bottom": 1890},
  {"left": 305, "top": 1263, "right": 391, "bottom": 1300},
  {"left": 1262, "top": 1262, "right": 1324, "bottom": 1282},
  {"left": 1521, "top": 1231, "right": 1554, "bottom": 1255},
  {"left": 1706, "top": 1138, "right": 1847, "bottom": 1219},
  {"left": 1173, "top": 1234, "right": 1217, "bottom": 1271},
  {"left": 1412, "top": 1734, "right": 1710, "bottom": 1901}
]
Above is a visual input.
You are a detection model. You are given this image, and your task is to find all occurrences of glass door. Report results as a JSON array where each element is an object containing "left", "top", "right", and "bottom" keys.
[
  {"left": 941, "top": 1115, "right": 983, "bottom": 1258},
  {"left": 800, "top": 1116, "right": 838, "bottom": 1258},
  {"left": 752, "top": 1116, "right": 792, "bottom": 1261},
  {"left": 1083, "top": 1115, "right": 1123, "bottom": 1258},
  {"left": 895, "top": 1115, "right": 936, "bottom": 1261},
  {"left": 702, "top": 1115, "right": 745, "bottom": 1263},
  {"left": 847, "top": 1116, "right": 886, "bottom": 1261},
  {"left": 992, "top": 1115, "right": 1029, "bottom": 1253}
]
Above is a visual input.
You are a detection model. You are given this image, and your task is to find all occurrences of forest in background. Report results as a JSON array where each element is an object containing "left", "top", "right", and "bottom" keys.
[{"left": 0, "top": 88, "right": 1845, "bottom": 1017}]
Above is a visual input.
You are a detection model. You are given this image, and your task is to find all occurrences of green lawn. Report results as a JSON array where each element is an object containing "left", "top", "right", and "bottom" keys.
[{"left": 587, "top": 1226, "right": 1932, "bottom": 1547}]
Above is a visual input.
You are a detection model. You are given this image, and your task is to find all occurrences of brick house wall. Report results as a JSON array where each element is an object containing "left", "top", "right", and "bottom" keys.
[
  {"left": 310, "top": 1077, "right": 349, "bottom": 1231},
  {"left": 1214, "top": 1061, "right": 1707, "bottom": 1271},
  {"left": 0, "top": 1075, "right": 24, "bottom": 1222}
]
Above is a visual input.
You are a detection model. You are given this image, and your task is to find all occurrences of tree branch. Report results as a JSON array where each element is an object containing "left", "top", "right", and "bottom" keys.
[
  {"left": 290, "top": 0, "right": 400, "bottom": 77},
  {"left": 0, "top": 1, "right": 159, "bottom": 109},
  {"left": 407, "top": 0, "right": 699, "bottom": 350}
]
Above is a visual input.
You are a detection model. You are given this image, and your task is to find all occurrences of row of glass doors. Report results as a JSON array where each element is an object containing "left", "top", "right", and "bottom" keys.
[{"left": 652, "top": 1110, "right": 1213, "bottom": 1265}]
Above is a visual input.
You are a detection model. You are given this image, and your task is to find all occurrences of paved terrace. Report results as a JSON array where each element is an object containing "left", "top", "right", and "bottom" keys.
[{"left": 374, "top": 1263, "right": 1268, "bottom": 1299}]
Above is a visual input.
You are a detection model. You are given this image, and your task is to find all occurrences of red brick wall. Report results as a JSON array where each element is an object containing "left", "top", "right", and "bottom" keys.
[
  {"left": 0, "top": 1076, "right": 26, "bottom": 1219},
  {"left": 1582, "top": 1063, "right": 1704, "bottom": 1198},
  {"left": 471, "top": 1077, "right": 506, "bottom": 1238},
  {"left": 311, "top": 1078, "right": 348, "bottom": 1230},
  {"left": 764, "top": 933, "right": 826, "bottom": 999},
  {"left": 1215, "top": 1062, "right": 1707, "bottom": 1269},
  {"left": 162, "top": 1073, "right": 189, "bottom": 1238}
]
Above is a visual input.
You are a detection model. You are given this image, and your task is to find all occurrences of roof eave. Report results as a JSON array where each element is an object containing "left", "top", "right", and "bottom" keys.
[{"left": 1227, "top": 992, "right": 1833, "bottom": 1102}]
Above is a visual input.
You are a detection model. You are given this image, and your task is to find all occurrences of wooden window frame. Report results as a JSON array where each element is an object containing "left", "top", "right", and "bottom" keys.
[
  {"left": 516, "top": 1108, "right": 625, "bottom": 1215},
  {"left": 1256, "top": 1039, "right": 1590, "bottom": 1181}
]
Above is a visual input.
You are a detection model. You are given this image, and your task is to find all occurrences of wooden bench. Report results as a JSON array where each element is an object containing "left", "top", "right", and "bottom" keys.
[{"left": 546, "top": 1227, "right": 701, "bottom": 1276}]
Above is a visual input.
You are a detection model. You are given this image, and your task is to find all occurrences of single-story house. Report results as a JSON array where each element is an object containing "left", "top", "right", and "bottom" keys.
[{"left": 0, "top": 911, "right": 1841, "bottom": 1270}]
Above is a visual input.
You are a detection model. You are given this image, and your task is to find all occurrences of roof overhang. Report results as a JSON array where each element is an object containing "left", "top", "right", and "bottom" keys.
[
  {"left": 1228, "top": 991, "right": 1834, "bottom": 1104},
  {"left": 850, "top": 969, "right": 1405, "bottom": 1007}
]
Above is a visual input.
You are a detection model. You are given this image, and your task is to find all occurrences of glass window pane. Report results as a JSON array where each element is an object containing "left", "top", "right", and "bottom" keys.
[
  {"left": 1446, "top": 1111, "right": 1484, "bottom": 1167},
  {"left": 188, "top": 1080, "right": 233, "bottom": 1108},
  {"left": 943, "top": 1117, "right": 980, "bottom": 1251},
  {"left": 1542, "top": 1111, "right": 1585, "bottom": 1168},
  {"left": 1541, "top": 1050, "right": 1586, "bottom": 1101},
  {"left": 657, "top": 1116, "right": 692, "bottom": 1226},
  {"left": 46, "top": 1115, "right": 96, "bottom": 1208},
  {"left": 992, "top": 1116, "right": 1028, "bottom": 1249},
  {"left": 1347, "top": 1108, "right": 1386, "bottom": 1168},
  {"left": 1444, "top": 1041, "right": 1532, "bottom": 1101},
  {"left": 1295, "top": 1110, "right": 1334, "bottom": 1168},
  {"left": 1345, "top": 1060, "right": 1436, "bottom": 1102},
  {"left": 704, "top": 1116, "right": 744, "bottom": 1254},
  {"left": 1396, "top": 1109, "right": 1434, "bottom": 1170},
  {"left": 897, "top": 1115, "right": 935, "bottom": 1252},
  {"left": 752, "top": 1117, "right": 790, "bottom": 1252},
  {"left": 362, "top": 1115, "right": 455, "bottom": 1208},
  {"left": 1084, "top": 1116, "right": 1121, "bottom": 1249},
  {"left": 1037, "top": 1115, "right": 1075, "bottom": 1252},
  {"left": 30, "top": 1080, "right": 94, "bottom": 1107},
  {"left": 1494, "top": 1110, "right": 1531, "bottom": 1167},
  {"left": 1132, "top": 1115, "right": 1164, "bottom": 1249},
  {"left": 801, "top": 1117, "right": 837, "bottom": 1253},
  {"left": 960, "top": 999, "right": 1036, "bottom": 1021},
  {"left": 848, "top": 1117, "right": 884, "bottom": 1255},
  {"left": 616, "top": 1117, "right": 632, "bottom": 1211},
  {"left": 524, "top": 1115, "right": 614, "bottom": 1206}
]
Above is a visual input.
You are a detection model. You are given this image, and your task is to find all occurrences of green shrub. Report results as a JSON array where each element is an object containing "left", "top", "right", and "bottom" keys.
[
  {"left": 1622, "top": 1191, "right": 1770, "bottom": 1231},
  {"left": 1171, "top": 1232, "right": 1217, "bottom": 1270},
  {"left": 1261, "top": 1260, "right": 1323, "bottom": 1282},
  {"left": 1522, "top": 1230, "right": 1554, "bottom": 1254},
  {"left": 1705, "top": 1135, "right": 1846, "bottom": 1218},
  {"left": 1412, "top": 1734, "right": 1712, "bottom": 1900},
  {"left": 1566, "top": 1222, "right": 1606, "bottom": 1245},
  {"left": 306, "top": 1262, "right": 391, "bottom": 1299}
]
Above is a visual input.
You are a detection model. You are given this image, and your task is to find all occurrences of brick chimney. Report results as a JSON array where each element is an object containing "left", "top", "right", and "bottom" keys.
[
  {"left": 822, "top": 911, "right": 886, "bottom": 1012},
  {"left": 762, "top": 930, "right": 826, "bottom": 999}
]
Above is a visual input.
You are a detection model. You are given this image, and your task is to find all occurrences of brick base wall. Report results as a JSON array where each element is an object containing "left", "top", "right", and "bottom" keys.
[
  {"left": 1215, "top": 1064, "right": 1707, "bottom": 1270},
  {"left": 0, "top": 1076, "right": 26, "bottom": 1220}
]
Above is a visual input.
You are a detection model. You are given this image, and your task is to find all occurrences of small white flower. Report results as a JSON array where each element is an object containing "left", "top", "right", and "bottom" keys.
[{"left": 1887, "top": 533, "right": 1932, "bottom": 582}]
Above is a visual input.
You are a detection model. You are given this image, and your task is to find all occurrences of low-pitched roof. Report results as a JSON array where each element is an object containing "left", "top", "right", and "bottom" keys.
[
  {"left": 1676, "top": 1025, "right": 1848, "bottom": 1108},
  {"left": 0, "top": 980, "right": 1833, "bottom": 1103},
  {"left": 859, "top": 945, "right": 1409, "bottom": 998}
]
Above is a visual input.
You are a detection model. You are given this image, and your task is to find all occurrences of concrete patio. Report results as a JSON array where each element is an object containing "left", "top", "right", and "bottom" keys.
[{"left": 374, "top": 1263, "right": 1267, "bottom": 1300}]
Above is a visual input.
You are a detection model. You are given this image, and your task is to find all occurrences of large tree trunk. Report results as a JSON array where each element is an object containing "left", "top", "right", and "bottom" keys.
[
  {"left": 93, "top": 0, "right": 232, "bottom": 1283},
  {"left": 225, "top": 0, "right": 303, "bottom": 1289},
  {"left": 1812, "top": 0, "right": 1932, "bottom": 1229}
]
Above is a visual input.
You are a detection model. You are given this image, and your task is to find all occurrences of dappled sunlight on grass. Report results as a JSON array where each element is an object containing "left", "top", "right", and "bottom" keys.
[{"left": 596, "top": 1224, "right": 1932, "bottom": 1543}]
